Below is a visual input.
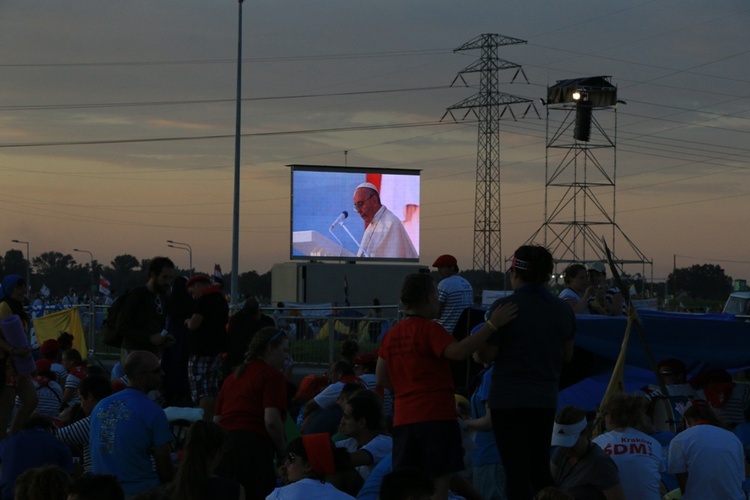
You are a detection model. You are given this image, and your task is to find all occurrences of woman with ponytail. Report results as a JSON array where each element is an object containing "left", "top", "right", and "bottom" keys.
[
  {"left": 168, "top": 420, "right": 244, "bottom": 499},
  {"left": 215, "top": 326, "right": 289, "bottom": 499}
]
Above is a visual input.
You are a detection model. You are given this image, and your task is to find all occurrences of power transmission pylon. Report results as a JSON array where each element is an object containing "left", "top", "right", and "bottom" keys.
[{"left": 443, "top": 34, "right": 538, "bottom": 278}]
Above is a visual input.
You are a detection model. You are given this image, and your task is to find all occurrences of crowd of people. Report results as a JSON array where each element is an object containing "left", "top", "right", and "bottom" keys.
[{"left": 0, "top": 248, "right": 748, "bottom": 500}]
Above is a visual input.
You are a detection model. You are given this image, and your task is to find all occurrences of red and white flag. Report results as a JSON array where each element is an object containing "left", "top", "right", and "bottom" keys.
[
  {"left": 214, "top": 264, "right": 222, "bottom": 281},
  {"left": 99, "top": 275, "right": 111, "bottom": 296}
]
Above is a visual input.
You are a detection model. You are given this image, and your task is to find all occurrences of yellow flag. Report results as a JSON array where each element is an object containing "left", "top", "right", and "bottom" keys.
[{"left": 32, "top": 308, "right": 88, "bottom": 357}]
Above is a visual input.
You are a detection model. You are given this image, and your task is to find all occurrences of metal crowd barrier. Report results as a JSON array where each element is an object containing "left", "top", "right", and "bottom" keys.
[{"left": 71, "top": 303, "right": 400, "bottom": 367}]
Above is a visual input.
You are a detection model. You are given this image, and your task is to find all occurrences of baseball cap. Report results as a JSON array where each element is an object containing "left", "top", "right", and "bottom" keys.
[
  {"left": 587, "top": 262, "right": 607, "bottom": 274},
  {"left": 551, "top": 417, "right": 587, "bottom": 447},
  {"left": 185, "top": 274, "right": 211, "bottom": 288},
  {"left": 432, "top": 254, "right": 458, "bottom": 268}
]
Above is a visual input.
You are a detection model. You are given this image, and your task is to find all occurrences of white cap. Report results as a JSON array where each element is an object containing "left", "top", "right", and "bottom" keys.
[
  {"left": 551, "top": 417, "right": 587, "bottom": 447},
  {"left": 355, "top": 182, "right": 379, "bottom": 194}
]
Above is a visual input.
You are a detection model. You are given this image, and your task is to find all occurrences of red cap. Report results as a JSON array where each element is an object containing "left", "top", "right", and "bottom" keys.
[
  {"left": 185, "top": 274, "right": 211, "bottom": 288},
  {"left": 40, "top": 339, "right": 61, "bottom": 357},
  {"left": 432, "top": 254, "right": 457, "bottom": 268},
  {"left": 302, "top": 433, "right": 336, "bottom": 476}
]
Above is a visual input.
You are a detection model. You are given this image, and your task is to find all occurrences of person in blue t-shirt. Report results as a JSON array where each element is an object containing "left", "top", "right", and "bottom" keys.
[{"left": 89, "top": 351, "right": 174, "bottom": 496}]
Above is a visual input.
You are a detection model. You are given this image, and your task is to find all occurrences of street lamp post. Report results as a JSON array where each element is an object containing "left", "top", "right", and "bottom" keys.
[
  {"left": 10, "top": 239, "right": 31, "bottom": 291},
  {"left": 73, "top": 248, "right": 96, "bottom": 295},
  {"left": 167, "top": 240, "right": 193, "bottom": 276}
]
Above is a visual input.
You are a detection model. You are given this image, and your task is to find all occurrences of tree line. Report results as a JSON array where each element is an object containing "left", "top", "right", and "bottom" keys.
[
  {"left": 0, "top": 250, "right": 272, "bottom": 302},
  {"left": 0, "top": 248, "right": 736, "bottom": 303}
]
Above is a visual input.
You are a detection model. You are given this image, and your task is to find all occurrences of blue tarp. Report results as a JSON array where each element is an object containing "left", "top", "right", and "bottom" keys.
[{"left": 574, "top": 310, "right": 750, "bottom": 374}]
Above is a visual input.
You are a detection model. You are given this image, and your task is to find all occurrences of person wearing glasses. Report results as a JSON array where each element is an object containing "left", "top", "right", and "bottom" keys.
[
  {"left": 215, "top": 327, "right": 290, "bottom": 499},
  {"left": 352, "top": 182, "right": 417, "bottom": 259},
  {"left": 115, "top": 256, "right": 176, "bottom": 363},
  {"left": 268, "top": 433, "right": 354, "bottom": 499},
  {"left": 89, "top": 351, "right": 174, "bottom": 497}
]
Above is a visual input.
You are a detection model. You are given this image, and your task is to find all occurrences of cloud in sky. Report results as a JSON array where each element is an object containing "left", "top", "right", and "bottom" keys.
[{"left": 1, "top": 1, "right": 749, "bottom": 285}]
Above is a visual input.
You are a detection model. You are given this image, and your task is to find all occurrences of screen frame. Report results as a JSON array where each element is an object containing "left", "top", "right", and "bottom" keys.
[{"left": 289, "top": 164, "right": 421, "bottom": 263}]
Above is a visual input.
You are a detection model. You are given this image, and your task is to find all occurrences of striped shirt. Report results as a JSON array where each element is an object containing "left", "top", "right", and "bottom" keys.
[
  {"left": 16, "top": 378, "right": 63, "bottom": 419},
  {"left": 55, "top": 416, "right": 92, "bottom": 473},
  {"left": 437, "top": 274, "right": 474, "bottom": 334}
]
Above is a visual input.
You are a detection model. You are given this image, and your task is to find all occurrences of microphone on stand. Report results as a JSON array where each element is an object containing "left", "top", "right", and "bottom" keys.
[{"left": 329, "top": 211, "right": 348, "bottom": 230}]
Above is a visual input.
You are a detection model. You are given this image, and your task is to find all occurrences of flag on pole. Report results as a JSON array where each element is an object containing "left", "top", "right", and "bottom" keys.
[
  {"left": 40, "top": 284, "right": 51, "bottom": 298},
  {"left": 99, "top": 275, "right": 111, "bottom": 296}
]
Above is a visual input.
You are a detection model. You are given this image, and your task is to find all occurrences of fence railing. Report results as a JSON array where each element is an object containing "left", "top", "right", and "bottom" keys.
[{"left": 66, "top": 304, "right": 400, "bottom": 367}]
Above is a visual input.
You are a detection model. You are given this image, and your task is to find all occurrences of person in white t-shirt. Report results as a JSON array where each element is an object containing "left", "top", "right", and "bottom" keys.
[
  {"left": 335, "top": 392, "right": 392, "bottom": 481},
  {"left": 268, "top": 433, "right": 354, "bottom": 500},
  {"left": 592, "top": 393, "right": 664, "bottom": 500},
  {"left": 301, "top": 361, "right": 362, "bottom": 422},
  {"left": 667, "top": 403, "right": 745, "bottom": 500}
]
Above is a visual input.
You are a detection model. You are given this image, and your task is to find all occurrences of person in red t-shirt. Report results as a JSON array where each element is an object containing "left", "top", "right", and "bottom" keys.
[
  {"left": 215, "top": 326, "right": 289, "bottom": 499},
  {"left": 376, "top": 273, "right": 517, "bottom": 500}
]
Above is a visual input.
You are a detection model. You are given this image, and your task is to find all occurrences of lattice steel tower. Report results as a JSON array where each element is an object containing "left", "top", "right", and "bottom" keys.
[
  {"left": 443, "top": 34, "right": 536, "bottom": 275},
  {"left": 525, "top": 76, "right": 652, "bottom": 277}
]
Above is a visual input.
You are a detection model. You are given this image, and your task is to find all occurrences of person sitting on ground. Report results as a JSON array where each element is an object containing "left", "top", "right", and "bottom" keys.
[
  {"left": 267, "top": 433, "right": 355, "bottom": 499},
  {"left": 57, "top": 332, "right": 75, "bottom": 352},
  {"left": 55, "top": 374, "right": 113, "bottom": 474},
  {"left": 667, "top": 402, "right": 745, "bottom": 499},
  {"left": 166, "top": 420, "right": 245, "bottom": 500},
  {"left": 353, "top": 353, "right": 378, "bottom": 390},
  {"left": 592, "top": 393, "right": 664, "bottom": 500},
  {"left": 60, "top": 348, "right": 87, "bottom": 408},
  {"left": 89, "top": 351, "right": 174, "bottom": 497},
  {"left": 558, "top": 264, "right": 599, "bottom": 314},
  {"left": 301, "top": 360, "right": 362, "bottom": 423},
  {"left": 21, "top": 359, "right": 63, "bottom": 420},
  {"left": 340, "top": 340, "right": 360, "bottom": 366},
  {"left": 303, "top": 382, "right": 362, "bottom": 437},
  {"left": 67, "top": 473, "right": 125, "bottom": 500},
  {"left": 641, "top": 358, "right": 695, "bottom": 433},
  {"left": 40, "top": 338, "right": 68, "bottom": 385},
  {"left": 550, "top": 406, "right": 625, "bottom": 500},
  {"left": 335, "top": 391, "right": 391, "bottom": 482},
  {"left": 376, "top": 273, "right": 517, "bottom": 500},
  {"left": 690, "top": 369, "right": 750, "bottom": 430}
]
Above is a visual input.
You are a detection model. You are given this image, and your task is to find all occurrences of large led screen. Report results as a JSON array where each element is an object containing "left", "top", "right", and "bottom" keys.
[{"left": 290, "top": 165, "right": 420, "bottom": 262}]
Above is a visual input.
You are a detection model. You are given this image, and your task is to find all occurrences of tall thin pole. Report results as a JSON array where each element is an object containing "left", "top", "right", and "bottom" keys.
[{"left": 231, "top": 0, "right": 244, "bottom": 307}]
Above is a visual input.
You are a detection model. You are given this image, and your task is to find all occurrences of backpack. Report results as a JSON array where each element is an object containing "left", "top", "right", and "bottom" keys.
[{"left": 100, "top": 290, "right": 131, "bottom": 348}]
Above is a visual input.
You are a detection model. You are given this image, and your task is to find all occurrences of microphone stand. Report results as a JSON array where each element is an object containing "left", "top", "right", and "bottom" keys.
[{"left": 340, "top": 222, "right": 370, "bottom": 258}]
